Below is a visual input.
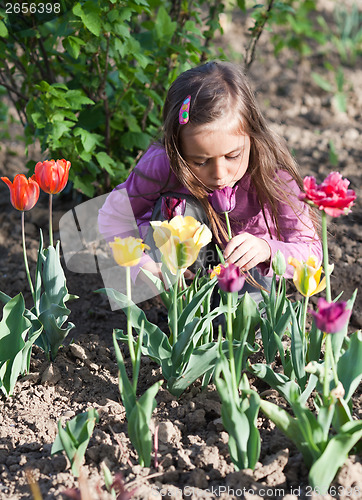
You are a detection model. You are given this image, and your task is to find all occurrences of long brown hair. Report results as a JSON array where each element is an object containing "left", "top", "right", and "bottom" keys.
[{"left": 162, "top": 60, "right": 319, "bottom": 246}]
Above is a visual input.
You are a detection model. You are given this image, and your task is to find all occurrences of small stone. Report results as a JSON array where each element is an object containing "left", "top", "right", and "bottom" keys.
[
  {"left": 69, "top": 343, "right": 88, "bottom": 361},
  {"left": 194, "top": 445, "right": 219, "bottom": 469},
  {"left": 41, "top": 364, "right": 61, "bottom": 386},
  {"left": 158, "top": 421, "right": 181, "bottom": 445},
  {"left": 219, "top": 431, "right": 229, "bottom": 444}
]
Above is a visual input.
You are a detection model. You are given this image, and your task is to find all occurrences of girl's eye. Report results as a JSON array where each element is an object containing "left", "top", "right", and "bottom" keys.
[
  {"left": 226, "top": 153, "right": 241, "bottom": 161},
  {"left": 193, "top": 160, "right": 208, "bottom": 167}
]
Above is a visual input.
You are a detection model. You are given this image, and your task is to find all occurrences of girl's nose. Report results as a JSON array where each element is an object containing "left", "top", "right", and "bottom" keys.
[{"left": 213, "top": 158, "right": 227, "bottom": 180}]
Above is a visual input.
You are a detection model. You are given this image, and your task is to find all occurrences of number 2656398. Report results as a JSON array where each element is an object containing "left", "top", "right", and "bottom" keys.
[{"left": 5, "top": 3, "right": 61, "bottom": 15}]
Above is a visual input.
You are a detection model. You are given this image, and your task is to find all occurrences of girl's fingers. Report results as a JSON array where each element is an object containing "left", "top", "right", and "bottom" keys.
[
  {"left": 224, "top": 234, "right": 247, "bottom": 260},
  {"left": 225, "top": 241, "right": 251, "bottom": 264}
]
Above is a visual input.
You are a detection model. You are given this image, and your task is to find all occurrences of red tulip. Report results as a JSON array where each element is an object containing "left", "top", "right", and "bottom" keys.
[
  {"left": 300, "top": 172, "right": 356, "bottom": 217},
  {"left": 34, "top": 159, "right": 71, "bottom": 194},
  {"left": 311, "top": 298, "right": 350, "bottom": 334},
  {"left": 208, "top": 185, "right": 238, "bottom": 214},
  {"left": 161, "top": 196, "right": 186, "bottom": 220},
  {"left": 217, "top": 263, "right": 245, "bottom": 293},
  {"left": 1, "top": 174, "right": 40, "bottom": 211}
]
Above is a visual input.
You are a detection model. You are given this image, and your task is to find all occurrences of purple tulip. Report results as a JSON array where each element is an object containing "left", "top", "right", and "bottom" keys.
[
  {"left": 161, "top": 196, "right": 186, "bottom": 220},
  {"left": 311, "top": 298, "right": 351, "bottom": 334},
  {"left": 208, "top": 185, "right": 238, "bottom": 214},
  {"left": 217, "top": 263, "right": 245, "bottom": 293}
]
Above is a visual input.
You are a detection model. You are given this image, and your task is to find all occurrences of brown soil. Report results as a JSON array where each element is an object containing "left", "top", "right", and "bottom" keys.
[{"left": 0, "top": 3, "right": 361, "bottom": 499}]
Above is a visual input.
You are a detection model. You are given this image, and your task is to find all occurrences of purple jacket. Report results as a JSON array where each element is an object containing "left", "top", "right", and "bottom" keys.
[{"left": 98, "top": 145, "right": 322, "bottom": 279}]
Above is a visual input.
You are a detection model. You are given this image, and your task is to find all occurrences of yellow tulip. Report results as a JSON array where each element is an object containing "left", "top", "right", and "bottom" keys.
[
  {"left": 109, "top": 236, "right": 150, "bottom": 267},
  {"left": 150, "top": 215, "right": 212, "bottom": 274},
  {"left": 288, "top": 255, "right": 332, "bottom": 297}
]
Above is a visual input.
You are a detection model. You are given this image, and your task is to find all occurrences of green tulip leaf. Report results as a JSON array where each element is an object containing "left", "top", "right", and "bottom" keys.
[
  {"left": 52, "top": 408, "right": 99, "bottom": 477},
  {"left": 337, "top": 330, "right": 362, "bottom": 403},
  {"left": 308, "top": 421, "right": 362, "bottom": 492},
  {"left": 0, "top": 294, "right": 33, "bottom": 396},
  {"left": 128, "top": 381, "right": 162, "bottom": 467}
]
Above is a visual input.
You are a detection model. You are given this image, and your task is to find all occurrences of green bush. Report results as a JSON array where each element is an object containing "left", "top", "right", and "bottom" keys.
[
  {"left": 0, "top": 0, "right": 227, "bottom": 197},
  {"left": 1, "top": 0, "right": 355, "bottom": 196}
]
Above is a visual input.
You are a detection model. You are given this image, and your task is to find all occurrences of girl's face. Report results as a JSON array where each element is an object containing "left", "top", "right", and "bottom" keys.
[{"left": 180, "top": 117, "right": 250, "bottom": 191}]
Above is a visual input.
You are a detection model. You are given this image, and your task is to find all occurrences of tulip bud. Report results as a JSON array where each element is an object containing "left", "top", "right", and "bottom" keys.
[
  {"left": 208, "top": 186, "right": 238, "bottom": 214},
  {"left": 1, "top": 174, "right": 40, "bottom": 211},
  {"left": 272, "top": 250, "right": 286, "bottom": 276},
  {"left": 217, "top": 263, "right": 245, "bottom": 293},
  {"left": 161, "top": 196, "right": 186, "bottom": 220},
  {"left": 109, "top": 236, "right": 150, "bottom": 267},
  {"left": 310, "top": 298, "right": 350, "bottom": 334},
  {"left": 34, "top": 159, "right": 71, "bottom": 194}
]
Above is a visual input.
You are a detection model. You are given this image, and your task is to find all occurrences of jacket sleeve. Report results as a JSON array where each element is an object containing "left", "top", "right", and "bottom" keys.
[
  {"left": 98, "top": 145, "right": 172, "bottom": 241},
  {"left": 258, "top": 172, "right": 323, "bottom": 279},
  {"left": 98, "top": 145, "right": 172, "bottom": 280}
]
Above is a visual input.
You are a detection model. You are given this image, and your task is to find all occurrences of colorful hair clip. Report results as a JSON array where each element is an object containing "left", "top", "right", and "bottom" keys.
[{"left": 179, "top": 95, "right": 191, "bottom": 125}]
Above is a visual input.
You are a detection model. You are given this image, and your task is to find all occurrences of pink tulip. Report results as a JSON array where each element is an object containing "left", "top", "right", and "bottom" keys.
[
  {"left": 161, "top": 196, "right": 186, "bottom": 220},
  {"left": 217, "top": 263, "right": 245, "bottom": 293},
  {"left": 311, "top": 298, "right": 350, "bottom": 334},
  {"left": 300, "top": 172, "right": 356, "bottom": 217},
  {"left": 208, "top": 185, "right": 238, "bottom": 214}
]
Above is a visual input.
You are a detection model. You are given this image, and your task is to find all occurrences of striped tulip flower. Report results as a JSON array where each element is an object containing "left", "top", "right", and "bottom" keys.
[
  {"left": 151, "top": 215, "right": 212, "bottom": 275},
  {"left": 109, "top": 236, "right": 150, "bottom": 267},
  {"left": 34, "top": 159, "right": 71, "bottom": 194},
  {"left": 288, "top": 255, "right": 331, "bottom": 297},
  {"left": 1, "top": 174, "right": 40, "bottom": 211}
]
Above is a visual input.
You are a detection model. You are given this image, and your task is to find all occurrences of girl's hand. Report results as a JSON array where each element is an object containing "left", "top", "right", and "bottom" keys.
[
  {"left": 224, "top": 232, "right": 271, "bottom": 271},
  {"left": 142, "top": 260, "right": 164, "bottom": 281}
]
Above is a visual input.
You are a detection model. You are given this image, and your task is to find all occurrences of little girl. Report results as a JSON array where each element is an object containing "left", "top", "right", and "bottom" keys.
[{"left": 98, "top": 61, "right": 322, "bottom": 299}]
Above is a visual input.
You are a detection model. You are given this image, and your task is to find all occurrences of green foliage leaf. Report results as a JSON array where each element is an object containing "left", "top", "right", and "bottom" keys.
[
  {"left": 0, "top": 294, "right": 33, "bottom": 396},
  {"left": 312, "top": 72, "right": 333, "bottom": 92},
  {"left": 97, "top": 288, "right": 172, "bottom": 378},
  {"left": 288, "top": 302, "right": 306, "bottom": 388},
  {"left": 215, "top": 357, "right": 261, "bottom": 470},
  {"left": 62, "top": 36, "right": 86, "bottom": 59},
  {"left": 155, "top": 6, "right": 177, "bottom": 42},
  {"left": 128, "top": 380, "right": 162, "bottom": 467},
  {"left": 337, "top": 330, "right": 362, "bottom": 402},
  {"left": 51, "top": 408, "right": 99, "bottom": 477},
  {"left": 36, "top": 243, "right": 76, "bottom": 359},
  {"left": 0, "top": 20, "right": 8, "bottom": 38},
  {"left": 113, "top": 332, "right": 137, "bottom": 417},
  {"left": 308, "top": 421, "right": 362, "bottom": 491},
  {"left": 95, "top": 151, "right": 116, "bottom": 175},
  {"left": 249, "top": 362, "right": 301, "bottom": 404},
  {"left": 73, "top": 1, "right": 102, "bottom": 36}
]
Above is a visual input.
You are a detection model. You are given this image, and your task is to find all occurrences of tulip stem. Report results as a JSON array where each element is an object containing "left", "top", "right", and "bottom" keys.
[
  {"left": 321, "top": 212, "right": 331, "bottom": 303},
  {"left": 224, "top": 212, "right": 232, "bottom": 241},
  {"left": 172, "top": 269, "right": 180, "bottom": 345},
  {"left": 126, "top": 266, "right": 136, "bottom": 370},
  {"left": 49, "top": 194, "right": 53, "bottom": 247},
  {"left": 21, "top": 211, "right": 35, "bottom": 302},
  {"left": 302, "top": 295, "right": 309, "bottom": 340},
  {"left": 323, "top": 333, "right": 331, "bottom": 399},
  {"left": 227, "top": 292, "right": 239, "bottom": 400}
]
